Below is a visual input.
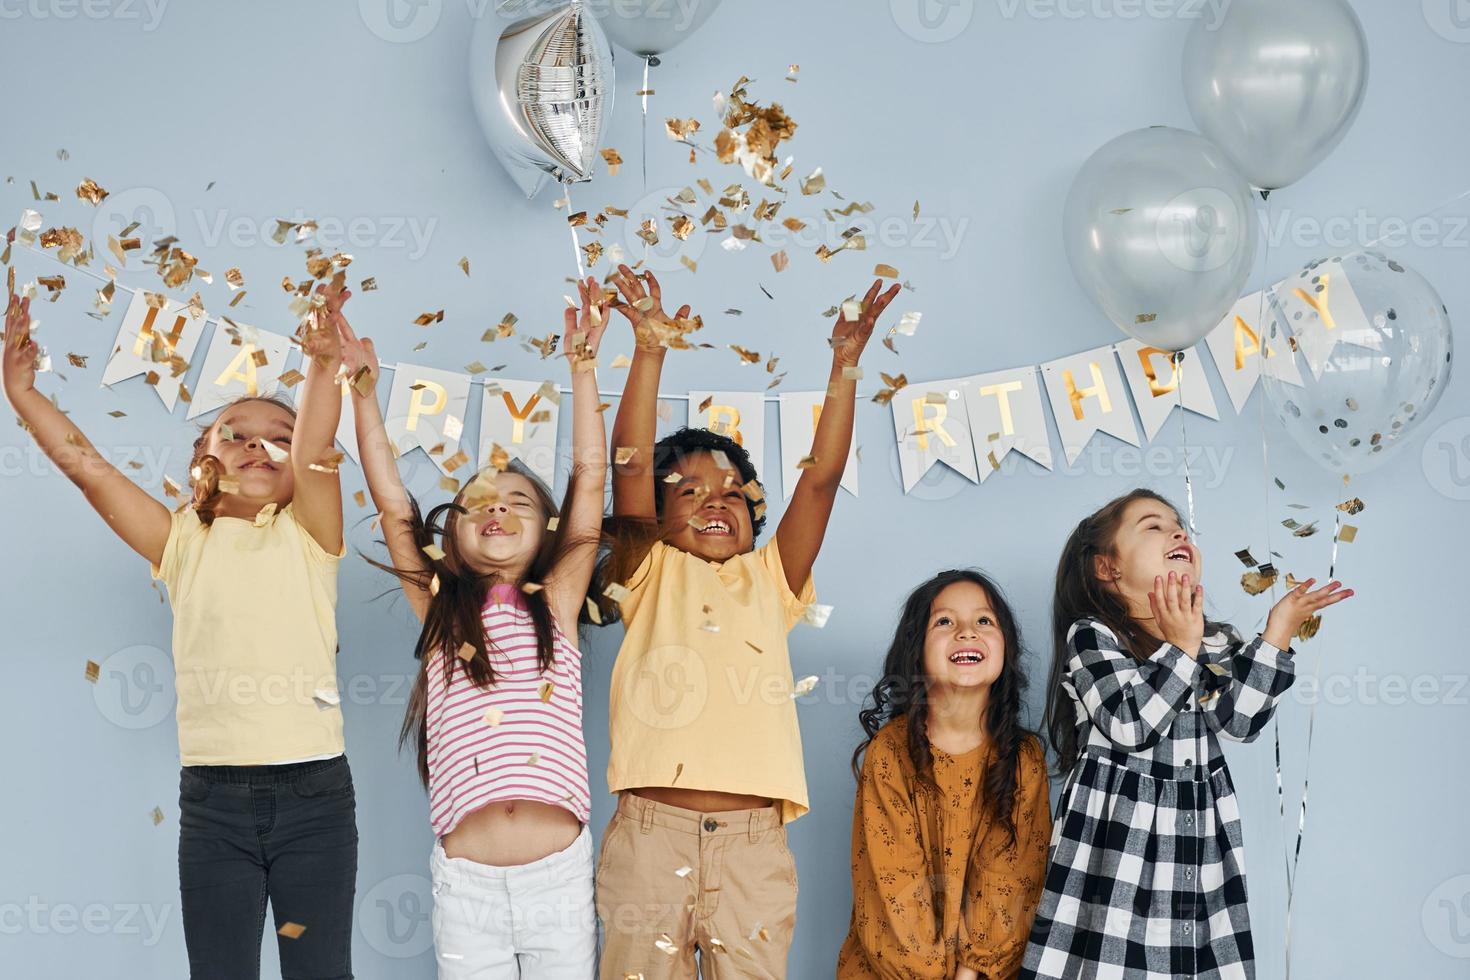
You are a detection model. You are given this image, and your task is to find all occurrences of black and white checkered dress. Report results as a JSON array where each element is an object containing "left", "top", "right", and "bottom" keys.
[{"left": 1021, "top": 617, "right": 1295, "bottom": 980}]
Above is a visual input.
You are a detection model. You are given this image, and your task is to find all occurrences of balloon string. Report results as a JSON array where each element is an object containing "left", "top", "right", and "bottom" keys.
[
  {"left": 640, "top": 56, "right": 655, "bottom": 264},
  {"left": 1173, "top": 351, "right": 1197, "bottom": 537},
  {"left": 1254, "top": 193, "right": 1297, "bottom": 928},
  {"left": 1285, "top": 497, "right": 1343, "bottom": 980},
  {"left": 564, "top": 181, "right": 586, "bottom": 278}
]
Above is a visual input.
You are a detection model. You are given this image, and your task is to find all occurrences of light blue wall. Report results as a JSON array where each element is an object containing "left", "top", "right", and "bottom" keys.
[{"left": 2, "top": 2, "right": 1467, "bottom": 977}]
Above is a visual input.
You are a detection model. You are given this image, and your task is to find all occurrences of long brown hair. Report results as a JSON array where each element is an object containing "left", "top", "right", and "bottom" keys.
[
  {"left": 851, "top": 569, "right": 1033, "bottom": 844},
  {"left": 1044, "top": 488, "right": 1233, "bottom": 771},
  {"left": 186, "top": 395, "right": 299, "bottom": 525},
  {"left": 369, "top": 460, "right": 601, "bottom": 785}
]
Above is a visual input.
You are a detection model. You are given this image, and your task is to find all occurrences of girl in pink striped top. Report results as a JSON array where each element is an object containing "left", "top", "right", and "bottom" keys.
[{"left": 342, "top": 278, "right": 610, "bottom": 978}]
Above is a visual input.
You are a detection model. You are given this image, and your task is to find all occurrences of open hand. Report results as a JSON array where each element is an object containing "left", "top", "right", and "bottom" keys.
[
  {"left": 831, "top": 279, "right": 900, "bottom": 368},
  {"left": 1265, "top": 578, "right": 1353, "bottom": 649},
  {"left": 2, "top": 292, "right": 37, "bottom": 398},
  {"left": 303, "top": 281, "right": 349, "bottom": 366},
  {"left": 1148, "top": 571, "right": 1204, "bottom": 657},
  {"left": 335, "top": 314, "right": 379, "bottom": 398},
  {"left": 564, "top": 275, "right": 610, "bottom": 371},
  {"left": 610, "top": 265, "right": 690, "bottom": 350}
]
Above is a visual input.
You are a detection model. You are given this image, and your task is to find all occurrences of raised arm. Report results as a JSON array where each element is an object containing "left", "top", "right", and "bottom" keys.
[
  {"left": 608, "top": 266, "right": 689, "bottom": 520},
  {"left": 289, "top": 281, "right": 347, "bottom": 555},
  {"left": 545, "top": 277, "right": 611, "bottom": 634},
  {"left": 775, "top": 279, "right": 898, "bottom": 595},
  {"left": 2, "top": 291, "right": 170, "bottom": 565},
  {"left": 337, "top": 311, "right": 433, "bottom": 622},
  {"left": 1203, "top": 578, "right": 1350, "bottom": 742}
]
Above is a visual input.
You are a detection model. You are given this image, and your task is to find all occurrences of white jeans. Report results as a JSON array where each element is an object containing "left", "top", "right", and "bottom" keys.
[{"left": 430, "top": 825, "right": 596, "bottom": 979}]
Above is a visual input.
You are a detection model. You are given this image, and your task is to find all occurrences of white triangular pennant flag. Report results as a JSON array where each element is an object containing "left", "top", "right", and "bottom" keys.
[
  {"left": 1041, "top": 347, "right": 1140, "bottom": 465},
  {"left": 480, "top": 377, "right": 560, "bottom": 487},
  {"left": 186, "top": 323, "right": 293, "bottom": 420},
  {"left": 1273, "top": 259, "right": 1375, "bottom": 381},
  {"left": 777, "top": 390, "right": 858, "bottom": 499},
  {"left": 961, "top": 366, "right": 1052, "bottom": 481},
  {"left": 383, "top": 363, "right": 472, "bottom": 478},
  {"left": 1203, "top": 291, "right": 1302, "bottom": 414},
  {"left": 1113, "top": 339, "right": 1220, "bottom": 442},
  {"left": 101, "top": 290, "right": 208, "bottom": 412},
  {"left": 687, "top": 390, "right": 767, "bottom": 479},
  {"left": 891, "top": 378, "right": 979, "bottom": 492}
]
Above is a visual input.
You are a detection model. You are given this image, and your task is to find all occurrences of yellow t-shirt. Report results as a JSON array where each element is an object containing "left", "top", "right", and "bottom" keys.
[
  {"left": 607, "top": 538, "right": 816, "bottom": 823},
  {"left": 151, "top": 503, "right": 346, "bottom": 766}
]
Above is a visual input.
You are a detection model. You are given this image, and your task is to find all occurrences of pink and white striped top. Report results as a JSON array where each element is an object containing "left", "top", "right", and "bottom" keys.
[{"left": 425, "top": 584, "right": 590, "bottom": 836}]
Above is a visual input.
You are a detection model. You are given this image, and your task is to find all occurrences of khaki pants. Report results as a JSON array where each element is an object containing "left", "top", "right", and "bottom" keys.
[{"left": 595, "top": 793, "right": 798, "bottom": 979}]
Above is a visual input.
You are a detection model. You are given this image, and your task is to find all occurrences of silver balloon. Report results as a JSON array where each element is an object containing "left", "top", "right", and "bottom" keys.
[
  {"left": 1063, "top": 126, "right": 1259, "bottom": 352},
  {"left": 470, "top": 0, "right": 615, "bottom": 199},
  {"left": 593, "top": 0, "right": 724, "bottom": 58},
  {"left": 1183, "top": 0, "right": 1369, "bottom": 192},
  {"left": 1263, "top": 251, "right": 1453, "bottom": 478}
]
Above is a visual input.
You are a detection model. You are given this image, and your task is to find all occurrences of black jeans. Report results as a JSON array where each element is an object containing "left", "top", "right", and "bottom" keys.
[{"left": 178, "top": 755, "right": 358, "bottom": 980}]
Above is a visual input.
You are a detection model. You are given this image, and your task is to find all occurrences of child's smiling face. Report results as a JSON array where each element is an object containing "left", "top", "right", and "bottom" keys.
[
  {"left": 205, "top": 400, "right": 297, "bottom": 508},
  {"left": 452, "top": 471, "right": 547, "bottom": 577},
  {"left": 659, "top": 451, "right": 754, "bottom": 562},
  {"left": 1097, "top": 497, "right": 1200, "bottom": 611},
  {"left": 922, "top": 580, "right": 1006, "bottom": 694}
]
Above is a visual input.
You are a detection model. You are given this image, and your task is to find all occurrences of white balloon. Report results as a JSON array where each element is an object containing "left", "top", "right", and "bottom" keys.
[
  {"left": 593, "top": 0, "right": 724, "bottom": 58},
  {"left": 1063, "top": 127, "right": 1259, "bottom": 352},
  {"left": 1184, "top": 0, "right": 1369, "bottom": 192}
]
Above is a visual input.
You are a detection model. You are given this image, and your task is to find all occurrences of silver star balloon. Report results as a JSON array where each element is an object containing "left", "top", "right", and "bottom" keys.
[{"left": 470, "top": 0, "right": 615, "bottom": 199}]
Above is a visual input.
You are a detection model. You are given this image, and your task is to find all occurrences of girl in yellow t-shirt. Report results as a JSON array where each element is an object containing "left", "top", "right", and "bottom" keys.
[{"left": 3, "top": 286, "right": 357, "bottom": 980}]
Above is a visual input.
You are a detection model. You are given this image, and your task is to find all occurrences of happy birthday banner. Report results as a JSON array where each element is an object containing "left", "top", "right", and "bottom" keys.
[{"left": 17, "top": 238, "right": 1326, "bottom": 499}]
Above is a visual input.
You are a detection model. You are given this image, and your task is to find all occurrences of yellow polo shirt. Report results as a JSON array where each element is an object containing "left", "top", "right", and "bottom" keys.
[
  {"left": 151, "top": 503, "right": 346, "bottom": 766},
  {"left": 607, "top": 538, "right": 816, "bottom": 823}
]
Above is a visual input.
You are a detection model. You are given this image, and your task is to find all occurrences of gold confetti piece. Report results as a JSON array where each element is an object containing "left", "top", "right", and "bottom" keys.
[
  {"left": 490, "top": 443, "right": 510, "bottom": 471},
  {"left": 1339, "top": 524, "right": 1358, "bottom": 543},
  {"left": 277, "top": 923, "right": 307, "bottom": 940},
  {"left": 604, "top": 582, "right": 632, "bottom": 606},
  {"left": 841, "top": 366, "right": 863, "bottom": 381},
  {"left": 802, "top": 604, "right": 833, "bottom": 628},
  {"left": 680, "top": 255, "right": 698, "bottom": 273},
  {"left": 751, "top": 925, "right": 771, "bottom": 942},
  {"left": 422, "top": 543, "right": 446, "bottom": 562},
  {"left": 1241, "top": 567, "right": 1278, "bottom": 596},
  {"left": 85, "top": 660, "right": 100, "bottom": 683},
  {"left": 671, "top": 215, "right": 695, "bottom": 241},
  {"left": 1338, "top": 497, "right": 1365, "bottom": 515},
  {"left": 800, "top": 167, "right": 826, "bottom": 195},
  {"left": 414, "top": 310, "right": 445, "bottom": 327},
  {"left": 439, "top": 476, "right": 461, "bottom": 494},
  {"left": 359, "top": 277, "right": 378, "bottom": 292},
  {"left": 75, "top": 178, "right": 108, "bottom": 205},
  {"left": 672, "top": 762, "right": 684, "bottom": 784},
  {"left": 483, "top": 707, "right": 504, "bottom": 728},
  {"left": 526, "top": 752, "right": 541, "bottom": 766},
  {"left": 458, "top": 642, "right": 477, "bottom": 663},
  {"left": 655, "top": 935, "right": 679, "bottom": 956},
  {"left": 796, "top": 455, "right": 818, "bottom": 470},
  {"left": 585, "top": 597, "right": 603, "bottom": 625},
  {"left": 675, "top": 865, "right": 693, "bottom": 878},
  {"left": 600, "top": 147, "right": 623, "bottom": 175},
  {"left": 700, "top": 620, "right": 720, "bottom": 633},
  {"left": 278, "top": 369, "right": 306, "bottom": 388},
  {"left": 151, "top": 807, "right": 165, "bottom": 826},
  {"left": 610, "top": 354, "right": 632, "bottom": 370},
  {"left": 1296, "top": 615, "right": 1322, "bottom": 643},
  {"left": 537, "top": 679, "right": 556, "bottom": 703},
  {"left": 873, "top": 263, "right": 899, "bottom": 279},
  {"left": 253, "top": 503, "right": 278, "bottom": 527},
  {"left": 666, "top": 117, "right": 701, "bottom": 141},
  {"left": 1235, "top": 549, "right": 1258, "bottom": 567},
  {"left": 770, "top": 250, "right": 789, "bottom": 273},
  {"left": 791, "top": 676, "right": 819, "bottom": 698}
]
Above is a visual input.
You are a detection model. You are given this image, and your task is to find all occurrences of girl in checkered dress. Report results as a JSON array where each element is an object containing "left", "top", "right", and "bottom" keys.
[{"left": 1022, "top": 490, "right": 1351, "bottom": 980}]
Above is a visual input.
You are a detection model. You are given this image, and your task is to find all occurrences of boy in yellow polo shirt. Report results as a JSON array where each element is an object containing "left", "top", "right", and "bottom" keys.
[{"left": 596, "top": 265, "right": 899, "bottom": 978}]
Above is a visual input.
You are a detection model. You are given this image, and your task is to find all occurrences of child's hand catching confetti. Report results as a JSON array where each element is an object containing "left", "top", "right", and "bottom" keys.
[
  {"left": 1264, "top": 578, "right": 1353, "bottom": 649},
  {"left": 830, "top": 279, "right": 900, "bottom": 368},
  {"left": 2, "top": 291, "right": 37, "bottom": 398}
]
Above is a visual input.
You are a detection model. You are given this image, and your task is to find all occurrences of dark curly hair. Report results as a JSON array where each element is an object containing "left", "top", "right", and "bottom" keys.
[
  {"left": 650, "top": 426, "right": 767, "bottom": 538},
  {"left": 851, "top": 569, "right": 1033, "bottom": 844}
]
